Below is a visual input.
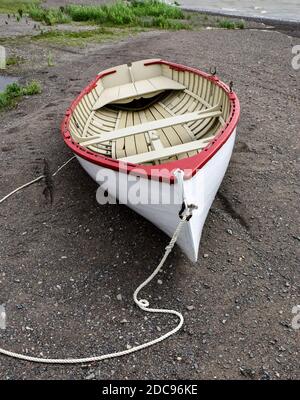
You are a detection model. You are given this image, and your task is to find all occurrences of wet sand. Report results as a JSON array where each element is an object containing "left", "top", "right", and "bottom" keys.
[{"left": 0, "top": 17, "right": 299, "bottom": 380}]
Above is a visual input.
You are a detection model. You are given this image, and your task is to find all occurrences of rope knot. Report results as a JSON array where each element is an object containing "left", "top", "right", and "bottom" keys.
[
  {"left": 179, "top": 202, "right": 198, "bottom": 221},
  {"left": 138, "top": 299, "right": 149, "bottom": 308}
]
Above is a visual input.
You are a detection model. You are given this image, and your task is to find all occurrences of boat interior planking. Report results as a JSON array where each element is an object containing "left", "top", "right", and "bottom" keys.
[{"left": 68, "top": 59, "right": 231, "bottom": 166}]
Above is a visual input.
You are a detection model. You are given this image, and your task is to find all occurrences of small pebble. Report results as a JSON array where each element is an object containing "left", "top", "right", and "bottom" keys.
[{"left": 186, "top": 305, "right": 195, "bottom": 311}]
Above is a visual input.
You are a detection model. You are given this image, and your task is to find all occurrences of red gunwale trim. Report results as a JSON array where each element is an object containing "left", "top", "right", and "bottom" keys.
[{"left": 61, "top": 60, "right": 240, "bottom": 184}]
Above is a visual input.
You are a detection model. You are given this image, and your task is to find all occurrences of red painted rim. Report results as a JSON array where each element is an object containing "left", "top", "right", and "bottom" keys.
[{"left": 61, "top": 60, "right": 240, "bottom": 183}]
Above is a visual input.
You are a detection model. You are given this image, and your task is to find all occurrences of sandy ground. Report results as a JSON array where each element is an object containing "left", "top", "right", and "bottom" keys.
[{"left": 0, "top": 16, "right": 299, "bottom": 380}]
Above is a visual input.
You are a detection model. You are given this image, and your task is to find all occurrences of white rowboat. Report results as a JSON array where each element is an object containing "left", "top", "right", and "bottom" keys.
[{"left": 61, "top": 59, "right": 240, "bottom": 262}]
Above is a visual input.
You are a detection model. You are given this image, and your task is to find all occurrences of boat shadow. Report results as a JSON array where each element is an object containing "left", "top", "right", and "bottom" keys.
[{"left": 52, "top": 160, "right": 190, "bottom": 306}]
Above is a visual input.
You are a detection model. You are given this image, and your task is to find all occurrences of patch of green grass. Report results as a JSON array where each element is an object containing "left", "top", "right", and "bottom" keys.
[
  {"left": 23, "top": 80, "right": 41, "bottom": 95},
  {"left": 0, "top": 80, "right": 41, "bottom": 111},
  {"left": 148, "top": 15, "right": 188, "bottom": 30},
  {"left": 218, "top": 19, "right": 245, "bottom": 29},
  {"left": 0, "top": 0, "right": 40, "bottom": 14},
  {"left": 129, "top": 0, "right": 184, "bottom": 19},
  {"left": 31, "top": 28, "right": 125, "bottom": 47},
  {"left": 27, "top": 4, "right": 71, "bottom": 25},
  {"left": 6, "top": 55, "right": 24, "bottom": 66},
  {"left": 29, "top": 1, "right": 188, "bottom": 29},
  {"left": 236, "top": 20, "right": 245, "bottom": 29},
  {"left": 47, "top": 50, "right": 54, "bottom": 67},
  {"left": 65, "top": 4, "right": 131, "bottom": 24}
]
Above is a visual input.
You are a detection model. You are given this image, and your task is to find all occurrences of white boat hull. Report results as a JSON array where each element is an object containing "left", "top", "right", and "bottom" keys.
[{"left": 76, "top": 130, "right": 236, "bottom": 262}]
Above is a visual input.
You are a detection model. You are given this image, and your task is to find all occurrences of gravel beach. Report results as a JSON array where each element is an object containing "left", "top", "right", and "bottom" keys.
[{"left": 0, "top": 6, "right": 299, "bottom": 380}]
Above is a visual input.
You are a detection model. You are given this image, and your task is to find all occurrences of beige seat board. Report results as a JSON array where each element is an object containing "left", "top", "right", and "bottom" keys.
[
  {"left": 92, "top": 76, "right": 185, "bottom": 111},
  {"left": 134, "top": 79, "right": 157, "bottom": 94},
  {"left": 80, "top": 106, "right": 222, "bottom": 147},
  {"left": 119, "top": 137, "right": 213, "bottom": 164}
]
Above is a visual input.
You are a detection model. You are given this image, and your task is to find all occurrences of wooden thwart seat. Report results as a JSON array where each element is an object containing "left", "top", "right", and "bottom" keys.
[
  {"left": 79, "top": 104, "right": 222, "bottom": 147},
  {"left": 92, "top": 77, "right": 186, "bottom": 111},
  {"left": 119, "top": 137, "right": 213, "bottom": 164}
]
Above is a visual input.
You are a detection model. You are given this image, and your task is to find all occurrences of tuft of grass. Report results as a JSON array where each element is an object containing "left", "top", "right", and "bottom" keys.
[
  {"left": 6, "top": 55, "right": 24, "bottom": 67},
  {"left": 23, "top": 80, "right": 41, "bottom": 95},
  {"left": 129, "top": 0, "right": 184, "bottom": 19},
  {"left": 65, "top": 3, "right": 133, "bottom": 25},
  {"left": 31, "top": 28, "right": 124, "bottom": 47},
  {"left": 47, "top": 50, "right": 54, "bottom": 67},
  {"left": 27, "top": 4, "right": 71, "bottom": 25},
  {"left": 218, "top": 19, "right": 245, "bottom": 29},
  {"left": 218, "top": 19, "right": 236, "bottom": 29},
  {"left": 0, "top": 80, "right": 41, "bottom": 111},
  {"left": 236, "top": 20, "right": 245, "bottom": 29},
  {"left": 149, "top": 15, "right": 188, "bottom": 30},
  {"left": 0, "top": 0, "right": 40, "bottom": 14}
]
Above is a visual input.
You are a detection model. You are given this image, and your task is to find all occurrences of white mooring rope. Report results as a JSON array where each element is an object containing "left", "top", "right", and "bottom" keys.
[
  {"left": 0, "top": 161, "right": 193, "bottom": 364},
  {"left": 0, "top": 156, "right": 76, "bottom": 205}
]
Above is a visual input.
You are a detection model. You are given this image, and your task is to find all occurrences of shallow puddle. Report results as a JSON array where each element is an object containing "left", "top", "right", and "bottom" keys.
[{"left": 0, "top": 75, "right": 18, "bottom": 92}]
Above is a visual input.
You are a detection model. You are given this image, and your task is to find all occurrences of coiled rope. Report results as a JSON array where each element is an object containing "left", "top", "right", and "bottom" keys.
[{"left": 0, "top": 161, "right": 194, "bottom": 364}]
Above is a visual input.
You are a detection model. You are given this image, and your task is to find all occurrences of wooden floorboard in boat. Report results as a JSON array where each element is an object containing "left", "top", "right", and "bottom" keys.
[
  {"left": 124, "top": 112, "right": 137, "bottom": 157},
  {"left": 115, "top": 111, "right": 127, "bottom": 159},
  {"left": 133, "top": 112, "right": 149, "bottom": 155}
]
